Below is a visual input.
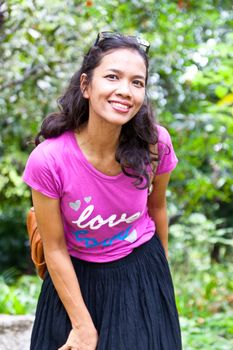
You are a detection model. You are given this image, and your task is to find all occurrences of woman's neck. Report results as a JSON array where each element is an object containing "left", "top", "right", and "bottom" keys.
[{"left": 76, "top": 119, "right": 121, "bottom": 158}]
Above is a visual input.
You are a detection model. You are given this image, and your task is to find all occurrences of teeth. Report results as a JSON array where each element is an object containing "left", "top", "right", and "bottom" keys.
[{"left": 111, "top": 102, "right": 130, "bottom": 110}]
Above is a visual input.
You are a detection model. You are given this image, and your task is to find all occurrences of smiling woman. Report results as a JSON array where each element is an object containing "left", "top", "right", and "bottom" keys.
[
  {"left": 22, "top": 32, "right": 182, "bottom": 350},
  {"left": 80, "top": 48, "right": 146, "bottom": 127}
]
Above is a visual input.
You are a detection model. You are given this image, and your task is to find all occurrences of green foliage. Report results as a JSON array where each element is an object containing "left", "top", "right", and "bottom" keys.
[
  {"left": 0, "top": 274, "right": 41, "bottom": 315},
  {"left": 169, "top": 213, "right": 233, "bottom": 267},
  {"left": 0, "top": 208, "right": 32, "bottom": 271},
  {"left": 181, "top": 313, "right": 233, "bottom": 350},
  {"left": 169, "top": 213, "right": 233, "bottom": 349},
  {"left": 172, "top": 264, "right": 233, "bottom": 350}
]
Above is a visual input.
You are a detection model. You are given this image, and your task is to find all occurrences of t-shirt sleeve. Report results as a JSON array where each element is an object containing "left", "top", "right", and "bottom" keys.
[
  {"left": 155, "top": 125, "right": 178, "bottom": 175},
  {"left": 22, "top": 144, "right": 62, "bottom": 199}
]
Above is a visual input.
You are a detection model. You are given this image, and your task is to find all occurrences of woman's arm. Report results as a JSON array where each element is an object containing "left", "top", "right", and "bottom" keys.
[
  {"left": 147, "top": 172, "right": 171, "bottom": 258},
  {"left": 31, "top": 189, "right": 98, "bottom": 349}
]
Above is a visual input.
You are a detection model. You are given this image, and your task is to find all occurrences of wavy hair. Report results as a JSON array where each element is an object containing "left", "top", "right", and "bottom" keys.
[{"left": 35, "top": 35, "right": 158, "bottom": 189}]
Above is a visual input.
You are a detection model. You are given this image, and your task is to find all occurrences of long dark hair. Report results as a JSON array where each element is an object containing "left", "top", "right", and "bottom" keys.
[{"left": 36, "top": 35, "right": 158, "bottom": 189}]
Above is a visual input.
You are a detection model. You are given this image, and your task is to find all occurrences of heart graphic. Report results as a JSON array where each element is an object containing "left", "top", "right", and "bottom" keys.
[
  {"left": 84, "top": 196, "right": 92, "bottom": 203},
  {"left": 124, "top": 229, "right": 137, "bottom": 243},
  {"left": 69, "top": 200, "right": 81, "bottom": 211}
]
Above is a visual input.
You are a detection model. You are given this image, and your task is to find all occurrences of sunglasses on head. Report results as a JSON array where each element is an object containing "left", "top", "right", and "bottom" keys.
[{"left": 94, "top": 31, "right": 150, "bottom": 54}]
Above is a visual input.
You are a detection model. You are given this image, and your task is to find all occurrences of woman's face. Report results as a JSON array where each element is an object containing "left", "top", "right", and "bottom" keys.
[{"left": 82, "top": 48, "right": 147, "bottom": 126}]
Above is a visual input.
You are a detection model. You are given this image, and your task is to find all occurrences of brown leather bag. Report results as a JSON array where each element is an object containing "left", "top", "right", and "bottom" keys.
[{"left": 26, "top": 207, "right": 47, "bottom": 279}]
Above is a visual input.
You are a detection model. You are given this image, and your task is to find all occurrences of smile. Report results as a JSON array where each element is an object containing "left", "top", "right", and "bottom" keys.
[{"left": 109, "top": 101, "right": 131, "bottom": 112}]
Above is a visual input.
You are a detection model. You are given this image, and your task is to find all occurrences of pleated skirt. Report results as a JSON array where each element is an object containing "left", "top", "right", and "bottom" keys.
[{"left": 30, "top": 233, "right": 182, "bottom": 350}]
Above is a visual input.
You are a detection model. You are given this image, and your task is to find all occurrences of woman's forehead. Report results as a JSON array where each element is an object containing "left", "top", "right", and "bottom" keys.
[{"left": 96, "top": 48, "right": 147, "bottom": 77}]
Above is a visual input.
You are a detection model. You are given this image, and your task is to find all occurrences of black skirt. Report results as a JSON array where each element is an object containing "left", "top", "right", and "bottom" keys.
[{"left": 30, "top": 233, "right": 182, "bottom": 350}]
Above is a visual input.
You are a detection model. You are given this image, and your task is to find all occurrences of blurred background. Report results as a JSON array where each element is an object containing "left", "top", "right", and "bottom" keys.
[{"left": 0, "top": 0, "right": 232, "bottom": 349}]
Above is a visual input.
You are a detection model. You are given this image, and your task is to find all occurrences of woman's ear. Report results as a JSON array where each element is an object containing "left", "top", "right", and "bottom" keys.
[{"left": 80, "top": 73, "right": 89, "bottom": 98}]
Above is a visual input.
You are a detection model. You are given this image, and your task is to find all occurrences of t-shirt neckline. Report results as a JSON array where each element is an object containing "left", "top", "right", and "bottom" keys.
[{"left": 68, "top": 131, "right": 125, "bottom": 182}]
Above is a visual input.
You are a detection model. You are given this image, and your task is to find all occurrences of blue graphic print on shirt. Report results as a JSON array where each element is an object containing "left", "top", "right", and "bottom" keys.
[{"left": 73, "top": 226, "right": 132, "bottom": 248}]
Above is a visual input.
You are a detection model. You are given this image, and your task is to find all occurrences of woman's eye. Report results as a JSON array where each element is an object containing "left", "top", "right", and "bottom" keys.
[
  {"left": 133, "top": 80, "right": 144, "bottom": 87},
  {"left": 105, "top": 74, "right": 118, "bottom": 80}
]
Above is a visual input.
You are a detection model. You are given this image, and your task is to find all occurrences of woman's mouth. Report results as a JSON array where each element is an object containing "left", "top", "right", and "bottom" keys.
[{"left": 109, "top": 101, "right": 131, "bottom": 113}]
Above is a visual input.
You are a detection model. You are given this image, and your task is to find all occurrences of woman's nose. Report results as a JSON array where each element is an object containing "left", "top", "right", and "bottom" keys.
[{"left": 115, "top": 81, "right": 132, "bottom": 97}]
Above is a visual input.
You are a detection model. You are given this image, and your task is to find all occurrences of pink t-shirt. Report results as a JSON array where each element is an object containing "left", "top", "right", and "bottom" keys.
[{"left": 23, "top": 125, "right": 178, "bottom": 262}]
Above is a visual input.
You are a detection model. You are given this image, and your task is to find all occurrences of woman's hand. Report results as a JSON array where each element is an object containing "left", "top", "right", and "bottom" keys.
[{"left": 58, "top": 322, "right": 98, "bottom": 350}]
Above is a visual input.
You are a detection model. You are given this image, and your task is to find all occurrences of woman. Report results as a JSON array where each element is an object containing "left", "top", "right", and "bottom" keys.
[{"left": 23, "top": 32, "right": 182, "bottom": 350}]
